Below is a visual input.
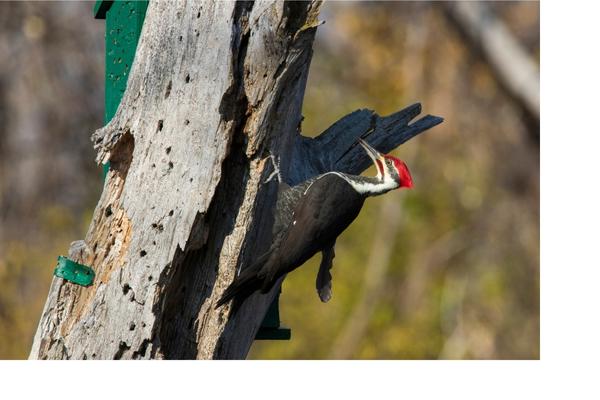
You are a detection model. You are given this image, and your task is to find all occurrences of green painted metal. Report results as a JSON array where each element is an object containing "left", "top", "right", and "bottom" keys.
[
  {"left": 255, "top": 292, "right": 291, "bottom": 340},
  {"left": 95, "top": 0, "right": 148, "bottom": 177},
  {"left": 255, "top": 326, "right": 292, "bottom": 341},
  {"left": 93, "top": 0, "right": 289, "bottom": 340},
  {"left": 54, "top": 256, "right": 95, "bottom": 287},
  {"left": 97, "top": 0, "right": 148, "bottom": 124},
  {"left": 93, "top": 0, "right": 113, "bottom": 19}
]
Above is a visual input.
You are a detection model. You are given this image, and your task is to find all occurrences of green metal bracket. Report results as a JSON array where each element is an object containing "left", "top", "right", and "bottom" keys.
[
  {"left": 93, "top": 0, "right": 290, "bottom": 340},
  {"left": 255, "top": 292, "right": 291, "bottom": 340},
  {"left": 53, "top": 256, "right": 95, "bottom": 287},
  {"left": 93, "top": 0, "right": 113, "bottom": 19}
]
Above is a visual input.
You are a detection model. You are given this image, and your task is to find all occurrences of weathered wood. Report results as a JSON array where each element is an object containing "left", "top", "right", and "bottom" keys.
[{"left": 30, "top": 0, "right": 442, "bottom": 360}]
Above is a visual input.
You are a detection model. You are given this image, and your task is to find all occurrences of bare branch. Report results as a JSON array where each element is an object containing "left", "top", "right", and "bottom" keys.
[
  {"left": 290, "top": 103, "right": 443, "bottom": 184},
  {"left": 444, "top": 2, "right": 539, "bottom": 123}
]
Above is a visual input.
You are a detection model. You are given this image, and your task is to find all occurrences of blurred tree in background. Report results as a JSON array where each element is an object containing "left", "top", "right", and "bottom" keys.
[
  {"left": 250, "top": 1, "right": 539, "bottom": 360},
  {"left": 0, "top": 1, "right": 538, "bottom": 359},
  {"left": 0, "top": 1, "right": 103, "bottom": 358}
]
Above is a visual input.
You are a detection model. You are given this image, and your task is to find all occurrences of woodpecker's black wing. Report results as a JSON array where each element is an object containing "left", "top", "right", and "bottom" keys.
[
  {"left": 260, "top": 173, "right": 365, "bottom": 292},
  {"left": 217, "top": 173, "right": 365, "bottom": 310},
  {"left": 215, "top": 180, "right": 309, "bottom": 310},
  {"left": 278, "top": 181, "right": 338, "bottom": 302},
  {"left": 271, "top": 180, "right": 310, "bottom": 236}
]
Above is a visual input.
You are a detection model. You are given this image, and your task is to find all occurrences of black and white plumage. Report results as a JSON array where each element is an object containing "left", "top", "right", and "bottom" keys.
[{"left": 216, "top": 139, "right": 413, "bottom": 312}]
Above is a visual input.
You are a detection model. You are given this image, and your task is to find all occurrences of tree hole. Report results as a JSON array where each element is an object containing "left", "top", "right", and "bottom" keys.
[{"left": 165, "top": 80, "right": 172, "bottom": 98}]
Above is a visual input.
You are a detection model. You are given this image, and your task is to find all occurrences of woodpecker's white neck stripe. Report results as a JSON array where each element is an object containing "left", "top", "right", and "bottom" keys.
[
  {"left": 305, "top": 172, "right": 398, "bottom": 196},
  {"left": 339, "top": 173, "right": 398, "bottom": 195}
]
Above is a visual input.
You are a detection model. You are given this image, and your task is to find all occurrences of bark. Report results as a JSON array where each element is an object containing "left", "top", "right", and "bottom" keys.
[{"left": 30, "top": 0, "right": 442, "bottom": 360}]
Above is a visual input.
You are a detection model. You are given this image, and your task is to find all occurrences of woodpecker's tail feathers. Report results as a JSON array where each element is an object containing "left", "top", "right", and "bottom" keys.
[
  {"left": 215, "top": 251, "right": 272, "bottom": 310},
  {"left": 215, "top": 272, "right": 261, "bottom": 312}
]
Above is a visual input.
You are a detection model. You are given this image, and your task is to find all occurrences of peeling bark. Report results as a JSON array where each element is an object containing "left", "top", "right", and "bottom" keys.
[{"left": 30, "top": 0, "right": 442, "bottom": 360}]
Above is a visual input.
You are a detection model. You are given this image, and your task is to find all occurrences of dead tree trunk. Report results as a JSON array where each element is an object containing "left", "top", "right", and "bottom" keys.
[{"left": 29, "top": 0, "right": 442, "bottom": 360}]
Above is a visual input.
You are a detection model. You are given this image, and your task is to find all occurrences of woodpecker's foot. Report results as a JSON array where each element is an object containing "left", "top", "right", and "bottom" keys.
[
  {"left": 264, "top": 154, "right": 282, "bottom": 184},
  {"left": 318, "top": 285, "right": 332, "bottom": 303},
  {"left": 316, "top": 243, "right": 335, "bottom": 303}
]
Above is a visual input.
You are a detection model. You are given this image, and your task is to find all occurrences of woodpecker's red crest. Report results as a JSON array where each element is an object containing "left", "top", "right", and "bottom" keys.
[
  {"left": 384, "top": 155, "right": 413, "bottom": 189},
  {"left": 358, "top": 138, "right": 413, "bottom": 190}
]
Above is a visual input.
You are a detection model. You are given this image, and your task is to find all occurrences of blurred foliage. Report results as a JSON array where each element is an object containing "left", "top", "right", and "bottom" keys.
[
  {"left": 0, "top": 2, "right": 103, "bottom": 359},
  {"left": 0, "top": 1, "right": 538, "bottom": 359},
  {"left": 249, "top": 1, "right": 539, "bottom": 360}
]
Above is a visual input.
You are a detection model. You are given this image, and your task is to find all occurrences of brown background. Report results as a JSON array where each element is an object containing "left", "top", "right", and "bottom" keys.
[{"left": 0, "top": 1, "right": 539, "bottom": 359}]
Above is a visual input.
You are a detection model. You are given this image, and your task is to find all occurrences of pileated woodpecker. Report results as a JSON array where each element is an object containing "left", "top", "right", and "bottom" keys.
[{"left": 216, "top": 138, "right": 413, "bottom": 311}]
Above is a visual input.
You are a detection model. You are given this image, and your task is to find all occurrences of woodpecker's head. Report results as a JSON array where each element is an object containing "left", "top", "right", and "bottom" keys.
[{"left": 358, "top": 138, "right": 413, "bottom": 189}]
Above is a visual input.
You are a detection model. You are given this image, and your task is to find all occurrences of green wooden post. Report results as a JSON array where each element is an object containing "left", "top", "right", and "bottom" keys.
[{"left": 93, "top": 0, "right": 290, "bottom": 341}]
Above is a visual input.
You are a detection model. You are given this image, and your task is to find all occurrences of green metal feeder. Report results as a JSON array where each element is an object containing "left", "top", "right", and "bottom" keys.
[{"left": 93, "top": 0, "right": 290, "bottom": 341}]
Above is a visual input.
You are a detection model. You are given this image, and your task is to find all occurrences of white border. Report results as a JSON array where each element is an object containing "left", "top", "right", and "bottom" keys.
[{"left": 3, "top": 1, "right": 600, "bottom": 399}]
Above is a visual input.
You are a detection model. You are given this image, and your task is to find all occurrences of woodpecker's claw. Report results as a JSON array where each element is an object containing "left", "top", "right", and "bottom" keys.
[{"left": 264, "top": 155, "right": 282, "bottom": 184}]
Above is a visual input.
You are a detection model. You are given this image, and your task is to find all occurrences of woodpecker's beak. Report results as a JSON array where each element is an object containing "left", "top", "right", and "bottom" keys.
[
  {"left": 358, "top": 138, "right": 384, "bottom": 163},
  {"left": 358, "top": 138, "right": 385, "bottom": 178}
]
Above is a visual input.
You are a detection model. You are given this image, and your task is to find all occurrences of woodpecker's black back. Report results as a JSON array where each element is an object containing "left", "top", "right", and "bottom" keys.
[{"left": 216, "top": 173, "right": 366, "bottom": 311}]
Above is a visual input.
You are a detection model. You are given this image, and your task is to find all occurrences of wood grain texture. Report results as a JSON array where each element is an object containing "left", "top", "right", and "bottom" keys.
[{"left": 30, "top": 0, "right": 442, "bottom": 360}]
